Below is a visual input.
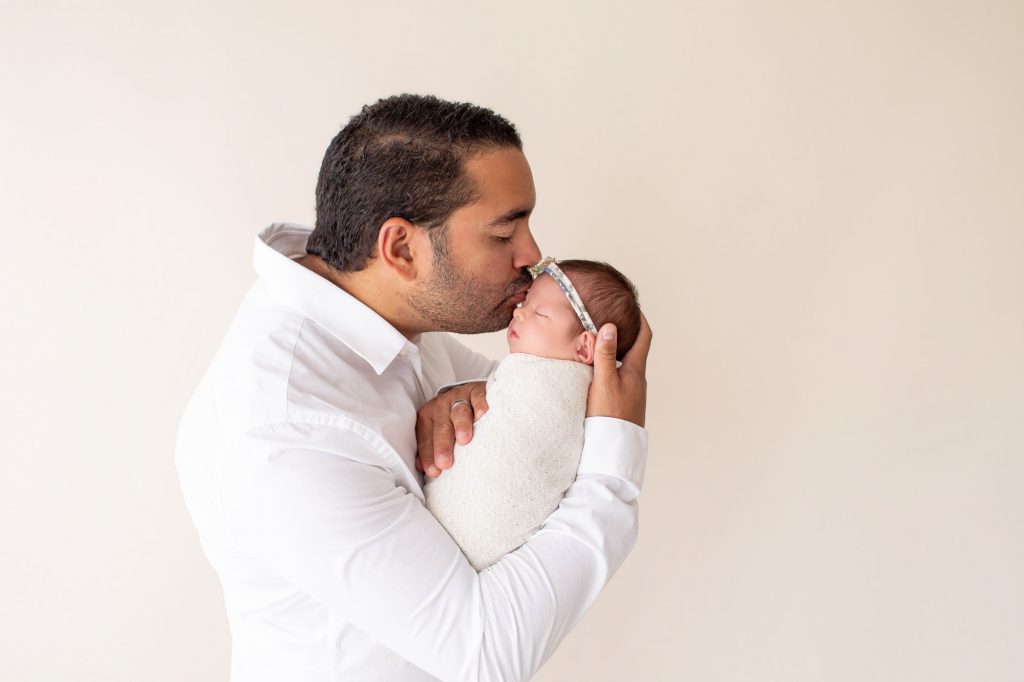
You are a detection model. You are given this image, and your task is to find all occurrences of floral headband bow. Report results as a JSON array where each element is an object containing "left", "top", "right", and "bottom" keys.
[{"left": 527, "top": 257, "right": 598, "bottom": 335}]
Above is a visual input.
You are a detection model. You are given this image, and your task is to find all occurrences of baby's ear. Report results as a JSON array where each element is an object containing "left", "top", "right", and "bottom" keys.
[{"left": 574, "top": 331, "right": 597, "bottom": 365}]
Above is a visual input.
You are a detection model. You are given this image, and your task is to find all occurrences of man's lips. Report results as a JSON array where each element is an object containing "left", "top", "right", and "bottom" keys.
[{"left": 510, "top": 284, "right": 530, "bottom": 300}]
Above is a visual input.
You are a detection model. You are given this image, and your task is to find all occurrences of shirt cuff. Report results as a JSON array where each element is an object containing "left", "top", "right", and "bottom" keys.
[{"left": 578, "top": 417, "right": 648, "bottom": 491}]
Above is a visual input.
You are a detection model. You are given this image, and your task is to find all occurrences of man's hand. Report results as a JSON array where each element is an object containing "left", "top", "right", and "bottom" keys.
[
  {"left": 586, "top": 313, "right": 652, "bottom": 426},
  {"left": 416, "top": 381, "right": 489, "bottom": 478}
]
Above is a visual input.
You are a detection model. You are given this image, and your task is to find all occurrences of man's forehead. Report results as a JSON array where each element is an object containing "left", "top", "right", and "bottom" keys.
[{"left": 463, "top": 148, "right": 536, "bottom": 205}]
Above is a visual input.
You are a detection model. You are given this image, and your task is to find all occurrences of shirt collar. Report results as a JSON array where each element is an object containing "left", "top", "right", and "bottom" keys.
[{"left": 253, "top": 223, "right": 414, "bottom": 375}]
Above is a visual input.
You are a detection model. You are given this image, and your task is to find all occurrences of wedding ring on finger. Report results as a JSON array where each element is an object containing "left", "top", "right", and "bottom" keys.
[{"left": 450, "top": 399, "right": 471, "bottom": 413}]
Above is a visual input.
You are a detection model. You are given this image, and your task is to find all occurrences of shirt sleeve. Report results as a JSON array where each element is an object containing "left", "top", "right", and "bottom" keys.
[
  {"left": 437, "top": 333, "right": 500, "bottom": 384},
  {"left": 223, "top": 417, "right": 647, "bottom": 682}
]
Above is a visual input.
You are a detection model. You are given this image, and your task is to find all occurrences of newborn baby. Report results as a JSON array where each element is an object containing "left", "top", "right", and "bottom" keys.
[{"left": 424, "top": 258, "right": 641, "bottom": 570}]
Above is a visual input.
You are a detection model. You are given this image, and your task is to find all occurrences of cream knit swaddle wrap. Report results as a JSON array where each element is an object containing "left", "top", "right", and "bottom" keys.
[{"left": 424, "top": 353, "right": 593, "bottom": 570}]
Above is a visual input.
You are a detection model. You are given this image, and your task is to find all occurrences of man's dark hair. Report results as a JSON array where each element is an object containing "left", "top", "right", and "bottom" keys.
[
  {"left": 559, "top": 260, "right": 642, "bottom": 361},
  {"left": 307, "top": 94, "right": 522, "bottom": 272}
]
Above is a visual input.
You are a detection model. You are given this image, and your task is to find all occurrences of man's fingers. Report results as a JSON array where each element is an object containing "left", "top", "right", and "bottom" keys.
[
  {"left": 621, "top": 313, "right": 652, "bottom": 375},
  {"left": 415, "top": 413, "right": 439, "bottom": 477},
  {"left": 413, "top": 381, "right": 489, "bottom": 478},
  {"left": 469, "top": 384, "right": 489, "bottom": 422},
  {"left": 432, "top": 417, "right": 456, "bottom": 472},
  {"left": 450, "top": 401, "right": 475, "bottom": 450}
]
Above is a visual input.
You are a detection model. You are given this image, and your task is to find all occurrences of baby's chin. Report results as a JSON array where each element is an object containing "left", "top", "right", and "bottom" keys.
[{"left": 507, "top": 343, "right": 590, "bottom": 365}]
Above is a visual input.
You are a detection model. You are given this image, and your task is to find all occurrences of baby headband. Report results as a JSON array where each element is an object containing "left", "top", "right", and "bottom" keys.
[{"left": 527, "top": 257, "right": 598, "bottom": 335}]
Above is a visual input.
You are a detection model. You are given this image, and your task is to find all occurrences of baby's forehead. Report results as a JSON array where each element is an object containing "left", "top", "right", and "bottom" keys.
[{"left": 524, "top": 276, "right": 574, "bottom": 313}]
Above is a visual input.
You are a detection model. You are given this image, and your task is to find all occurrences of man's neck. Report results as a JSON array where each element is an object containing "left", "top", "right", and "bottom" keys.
[{"left": 295, "top": 255, "right": 423, "bottom": 340}]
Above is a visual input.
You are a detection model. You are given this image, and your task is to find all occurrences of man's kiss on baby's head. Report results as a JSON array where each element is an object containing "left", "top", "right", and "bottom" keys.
[{"left": 507, "top": 259, "right": 641, "bottom": 365}]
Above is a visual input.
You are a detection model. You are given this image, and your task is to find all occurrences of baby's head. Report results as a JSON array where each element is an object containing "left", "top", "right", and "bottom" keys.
[{"left": 506, "top": 259, "right": 641, "bottom": 365}]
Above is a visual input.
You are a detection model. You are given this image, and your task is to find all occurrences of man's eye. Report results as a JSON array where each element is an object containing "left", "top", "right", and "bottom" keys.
[{"left": 493, "top": 236, "right": 513, "bottom": 244}]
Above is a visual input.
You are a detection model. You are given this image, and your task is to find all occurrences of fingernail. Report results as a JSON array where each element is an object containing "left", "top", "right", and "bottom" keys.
[
  {"left": 437, "top": 454, "right": 450, "bottom": 466},
  {"left": 602, "top": 327, "right": 615, "bottom": 340},
  {"left": 474, "top": 409, "right": 487, "bottom": 421},
  {"left": 427, "top": 466, "right": 439, "bottom": 477},
  {"left": 456, "top": 430, "right": 468, "bottom": 443}
]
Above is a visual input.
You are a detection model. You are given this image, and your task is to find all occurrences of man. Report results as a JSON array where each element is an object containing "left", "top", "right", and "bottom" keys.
[{"left": 176, "top": 94, "right": 651, "bottom": 681}]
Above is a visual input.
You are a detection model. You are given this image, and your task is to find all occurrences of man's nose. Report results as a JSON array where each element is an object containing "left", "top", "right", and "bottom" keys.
[{"left": 514, "top": 226, "right": 542, "bottom": 269}]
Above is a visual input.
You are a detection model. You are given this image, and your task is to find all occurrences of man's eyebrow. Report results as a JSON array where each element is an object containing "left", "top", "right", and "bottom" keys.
[{"left": 485, "top": 208, "right": 532, "bottom": 228}]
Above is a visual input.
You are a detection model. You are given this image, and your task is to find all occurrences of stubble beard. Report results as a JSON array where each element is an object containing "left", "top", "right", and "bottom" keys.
[{"left": 407, "top": 227, "right": 532, "bottom": 334}]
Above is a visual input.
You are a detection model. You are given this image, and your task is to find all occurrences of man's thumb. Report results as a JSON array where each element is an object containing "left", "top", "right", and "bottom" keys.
[{"left": 596, "top": 324, "right": 618, "bottom": 364}]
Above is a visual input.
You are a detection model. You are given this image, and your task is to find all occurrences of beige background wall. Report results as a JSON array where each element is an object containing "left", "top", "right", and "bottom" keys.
[{"left": 2, "top": 1, "right": 1022, "bottom": 680}]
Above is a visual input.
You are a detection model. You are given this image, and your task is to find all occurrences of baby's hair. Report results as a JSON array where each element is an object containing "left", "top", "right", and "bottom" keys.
[{"left": 558, "top": 260, "right": 641, "bottom": 361}]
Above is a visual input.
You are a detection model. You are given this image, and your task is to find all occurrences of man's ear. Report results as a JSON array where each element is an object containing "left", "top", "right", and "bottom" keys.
[
  {"left": 377, "top": 217, "right": 428, "bottom": 281},
  {"left": 574, "top": 331, "right": 597, "bottom": 365}
]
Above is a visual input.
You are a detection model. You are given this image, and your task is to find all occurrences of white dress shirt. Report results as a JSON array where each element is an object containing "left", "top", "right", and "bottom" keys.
[{"left": 175, "top": 223, "right": 648, "bottom": 682}]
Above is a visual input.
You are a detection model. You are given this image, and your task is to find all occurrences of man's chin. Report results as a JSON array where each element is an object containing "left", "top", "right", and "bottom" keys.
[
  {"left": 443, "top": 309, "right": 514, "bottom": 335},
  {"left": 475, "top": 312, "right": 516, "bottom": 334}
]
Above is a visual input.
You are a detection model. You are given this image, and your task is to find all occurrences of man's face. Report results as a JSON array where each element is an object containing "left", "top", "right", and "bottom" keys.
[{"left": 408, "top": 147, "right": 542, "bottom": 334}]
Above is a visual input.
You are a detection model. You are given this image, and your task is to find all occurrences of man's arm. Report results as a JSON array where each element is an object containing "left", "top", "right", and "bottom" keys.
[
  {"left": 224, "top": 318, "right": 652, "bottom": 681},
  {"left": 225, "top": 418, "right": 645, "bottom": 682}
]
